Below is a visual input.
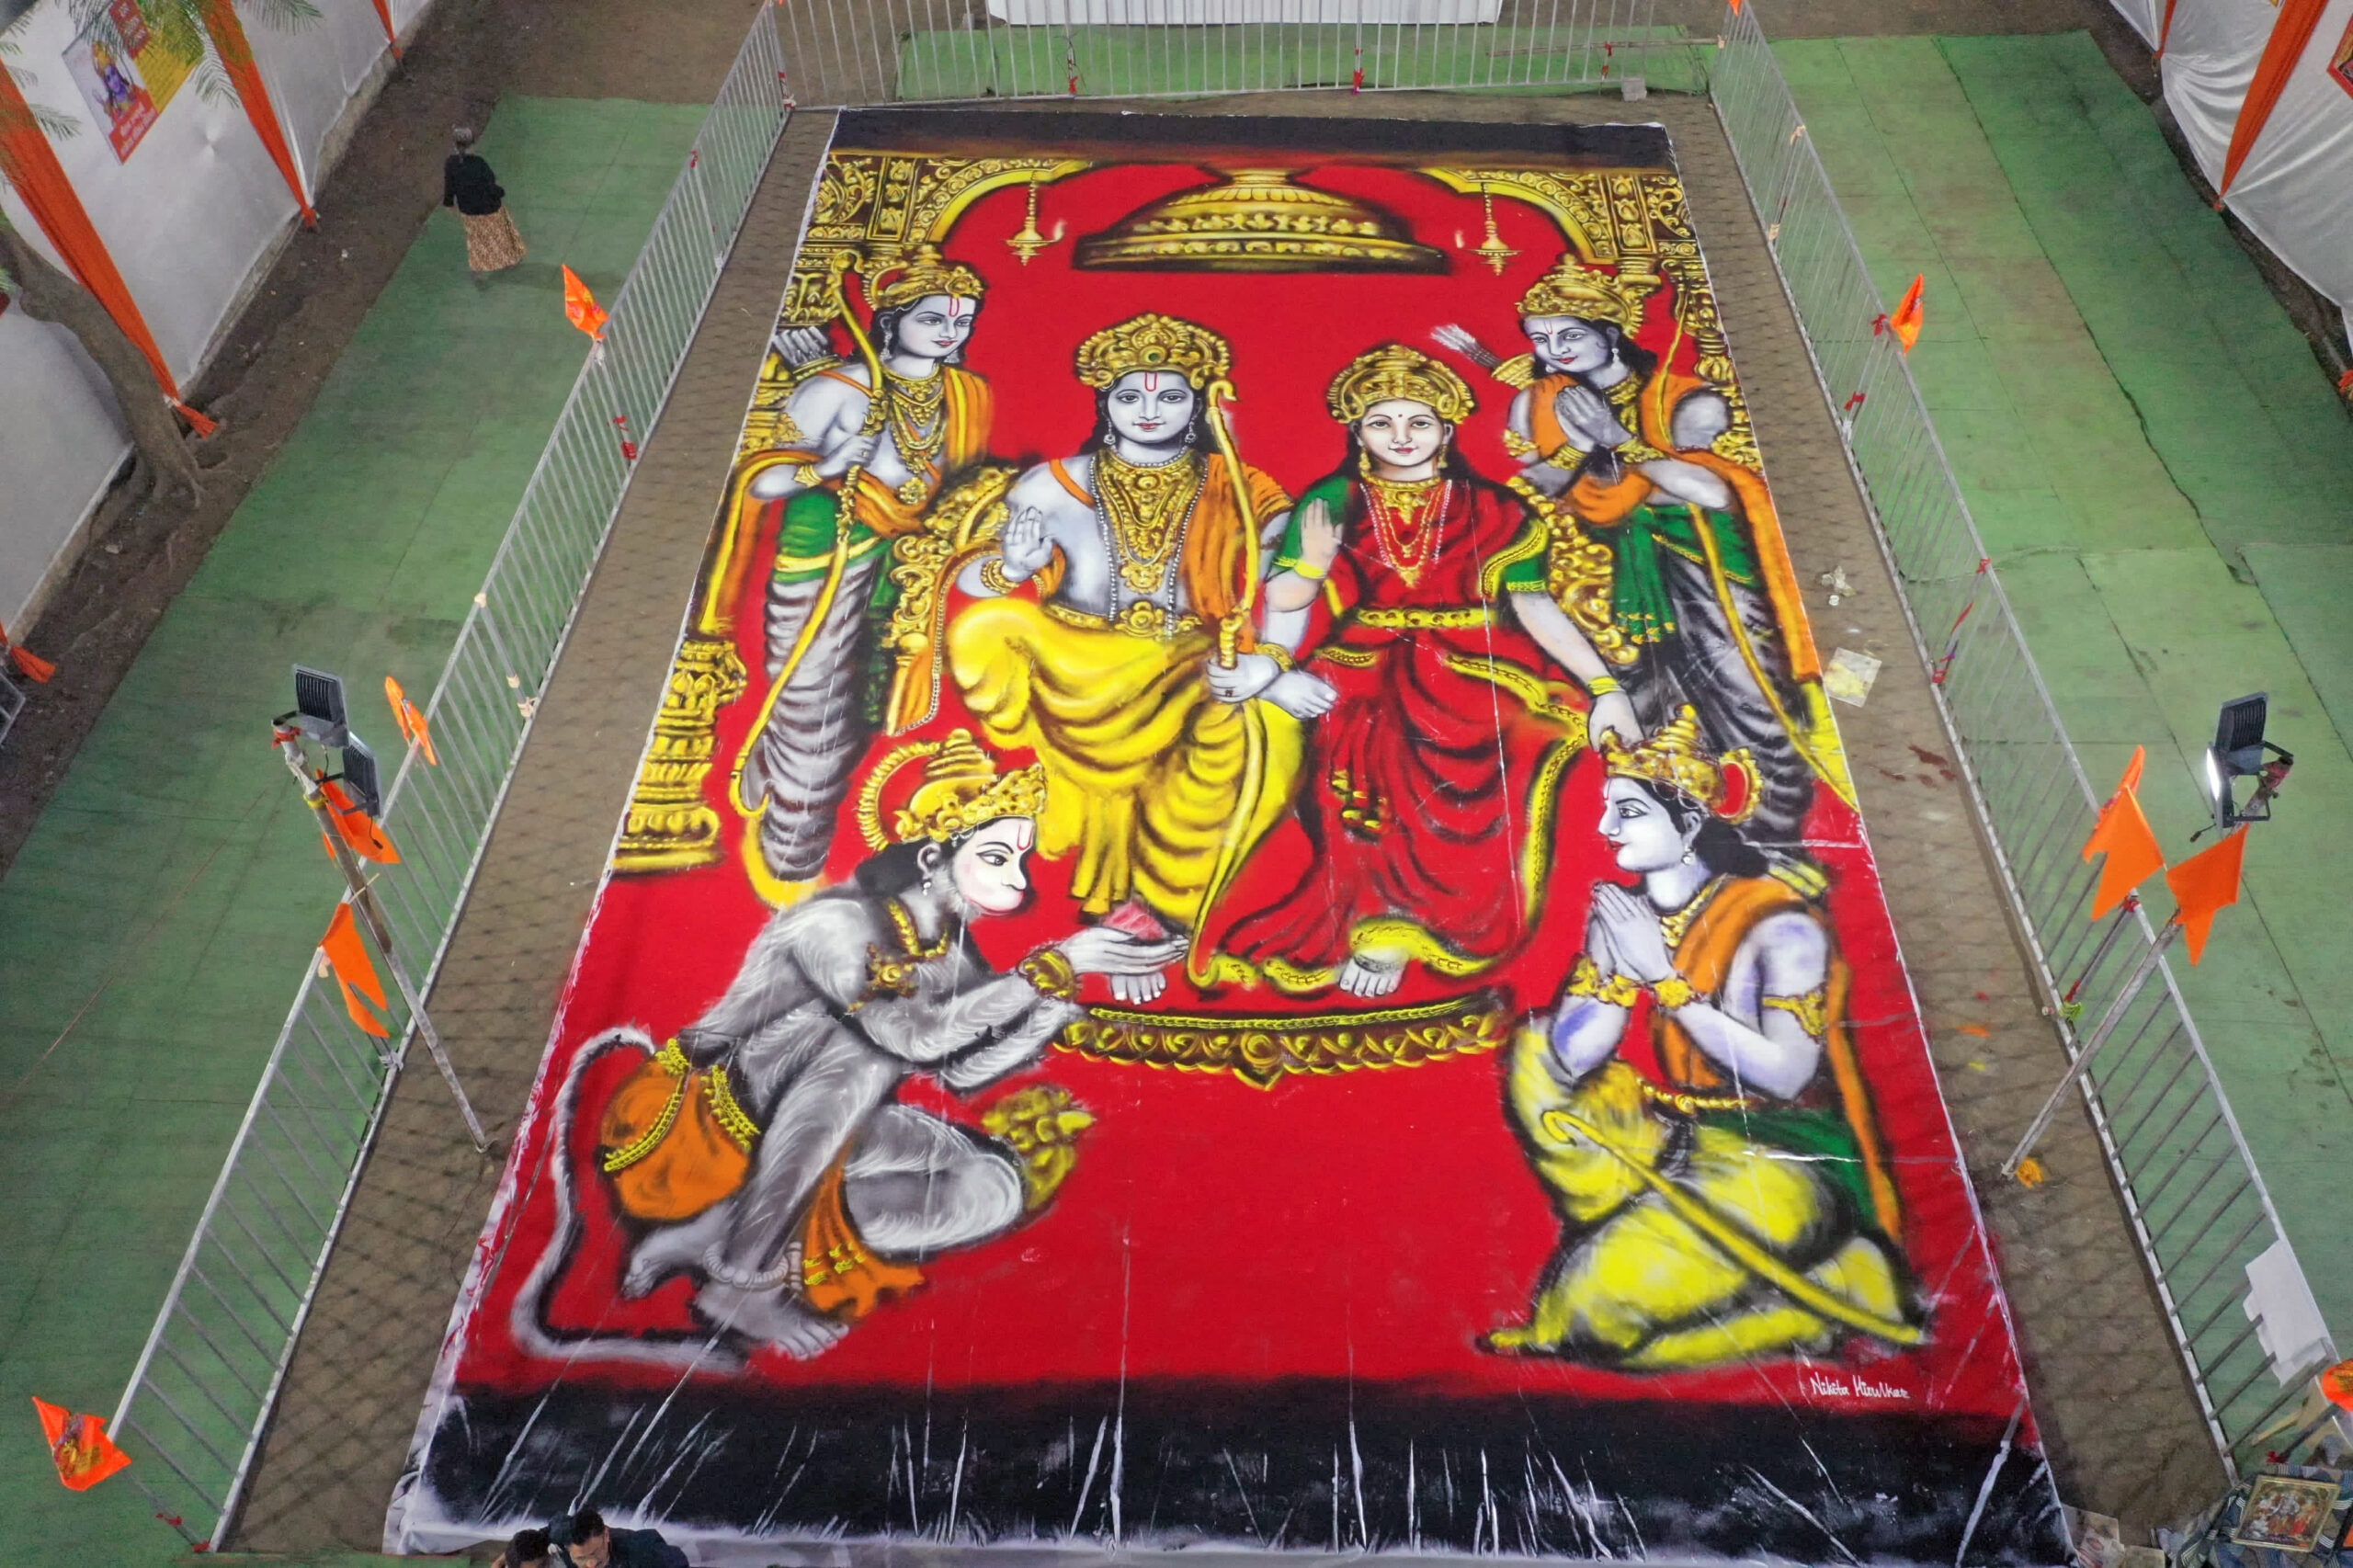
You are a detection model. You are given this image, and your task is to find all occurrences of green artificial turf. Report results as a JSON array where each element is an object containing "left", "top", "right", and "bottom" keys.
[{"left": 1779, "top": 30, "right": 2353, "bottom": 1344}]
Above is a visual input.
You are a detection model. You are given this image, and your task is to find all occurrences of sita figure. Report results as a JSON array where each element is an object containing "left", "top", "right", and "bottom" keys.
[
  {"left": 1490, "top": 710, "right": 1917, "bottom": 1369},
  {"left": 1215, "top": 344, "right": 1637, "bottom": 998},
  {"left": 603, "top": 731, "right": 1180, "bottom": 1360}
]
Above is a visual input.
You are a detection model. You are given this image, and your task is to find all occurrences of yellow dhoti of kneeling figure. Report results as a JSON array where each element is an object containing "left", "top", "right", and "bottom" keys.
[{"left": 948, "top": 596, "right": 1302, "bottom": 923}]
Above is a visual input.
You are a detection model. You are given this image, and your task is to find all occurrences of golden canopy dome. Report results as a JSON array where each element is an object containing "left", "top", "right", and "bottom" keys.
[{"left": 1074, "top": 168, "right": 1446, "bottom": 274}]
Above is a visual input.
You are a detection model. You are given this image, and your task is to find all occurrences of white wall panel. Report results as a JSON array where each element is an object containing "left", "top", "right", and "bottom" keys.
[{"left": 0, "top": 310, "right": 128, "bottom": 631}]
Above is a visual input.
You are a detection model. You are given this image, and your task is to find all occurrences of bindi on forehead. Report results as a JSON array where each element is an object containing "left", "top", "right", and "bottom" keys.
[
  {"left": 1142, "top": 371, "right": 1163, "bottom": 393},
  {"left": 944, "top": 299, "right": 969, "bottom": 323}
]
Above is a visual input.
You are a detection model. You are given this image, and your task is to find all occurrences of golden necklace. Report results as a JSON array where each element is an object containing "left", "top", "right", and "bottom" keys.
[
  {"left": 1655, "top": 875, "right": 1728, "bottom": 950},
  {"left": 866, "top": 897, "right": 957, "bottom": 1001},
  {"left": 881, "top": 369, "right": 948, "bottom": 505},
  {"left": 1359, "top": 471, "right": 1449, "bottom": 589},
  {"left": 1096, "top": 449, "right": 1205, "bottom": 596}
]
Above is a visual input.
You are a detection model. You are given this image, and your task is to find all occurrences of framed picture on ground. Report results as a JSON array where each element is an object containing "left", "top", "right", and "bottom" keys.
[{"left": 2231, "top": 1476, "right": 2340, "bottom": 1553}]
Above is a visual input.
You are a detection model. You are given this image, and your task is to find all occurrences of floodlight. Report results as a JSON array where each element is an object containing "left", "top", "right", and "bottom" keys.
[
  {"left": 339, "top": 733, "right": 383, "bottom": 819},
  {"left": 2202, "top": 691, "right": 2290, "bottom": 835},
  {"left": 290, "top": 665, "right": 350, "bottom": 747}
]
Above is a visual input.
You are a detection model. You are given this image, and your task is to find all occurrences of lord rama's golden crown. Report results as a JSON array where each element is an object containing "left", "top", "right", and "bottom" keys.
[
  {"left": 870, "top": 244, "right": 987, "bottom": 311},
  {"left": 1074, "top": 312, "right": 1232, "bottom": 391},
  {"left": 856, "top": 729, "right": 1049, "bottom": 850},
  {"left": 1326, "top": 344, "right": 1476, "bottom": 426},
  {"left": 1517, "top": 256, "right": 1657, "bottom": 333},
  {"left": 1598, "top": 706, "right": 1761, "bottom": 824},
  {"left": 1074, "top": 169, "right": 1445, "bottom": 274}
]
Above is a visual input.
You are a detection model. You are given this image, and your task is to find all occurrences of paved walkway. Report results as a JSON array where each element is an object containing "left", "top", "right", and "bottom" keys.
[
  {"left": 1781, "top": 30, "right": 2353, "bottom": 1346},
  {"left": 0, "top": 96, "right": 704, "bottom": 1565}
]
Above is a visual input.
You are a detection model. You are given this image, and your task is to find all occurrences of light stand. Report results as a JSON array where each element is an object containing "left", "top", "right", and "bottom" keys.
[
  {"left": 2001, "top": 698, "right": 2286, "bottom": 1182},
  {"left": 275, "top": 668, "right": 490, "bottom": 1153}
]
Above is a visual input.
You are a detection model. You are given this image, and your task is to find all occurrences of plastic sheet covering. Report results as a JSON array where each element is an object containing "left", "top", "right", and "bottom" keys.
[{"left": 386, "top": 109, "right": 2063, "bottom": 1568}]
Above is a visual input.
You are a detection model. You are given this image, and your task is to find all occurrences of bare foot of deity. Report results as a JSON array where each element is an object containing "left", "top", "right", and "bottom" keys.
[
  {"left": 1109, "top": 970, "right": 1168, "bottom": 1005},
  {"left": 694, "top": 1281, "right": 851, "bottom": 1360},
  {"left": 620, "top": 1203, "right": 736, "bottom": 1298},
  {"left": 1336, "top": 951, "right": 1407, "bottom": 998}
]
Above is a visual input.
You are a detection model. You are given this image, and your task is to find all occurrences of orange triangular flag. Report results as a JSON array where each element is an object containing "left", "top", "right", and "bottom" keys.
[
  {"left": 2081, "top": 748, "right": 2163, "bottom": 919},
  {"left": 0, "top": 619, "right": 56, "bottom": 683},
  {"left": 2166, "top": 826, "right": 2247, "bottom": 964},
  {"left": 32, "top": 1398, "right": 132, "bottom": 1492},
  {"left": 2323, "top": 1358, "right": 2353, "bottom": 1411},
  {"left": 322, "top": 903, "right": 392, "bottom": 1039},
  {"left": 320, "top": 778, "right": 401, "bottom": 865},
  {"left": 1890, "top": 274, "right": 1926, "bottom": 352},
  {"left": 384, "top": 676, "right": 438, "bottom": 767},
  {"left": 562, "top": 265, "right": 608, "bottom": 341}
]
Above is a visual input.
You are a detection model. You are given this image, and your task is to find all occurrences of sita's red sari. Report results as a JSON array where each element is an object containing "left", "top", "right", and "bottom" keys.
[{"left": 1222, "top": 469, "right": 1581, "bottom": 988}]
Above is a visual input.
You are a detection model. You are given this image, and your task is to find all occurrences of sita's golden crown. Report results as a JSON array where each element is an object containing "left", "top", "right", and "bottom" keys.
[
  {"left": 1517, "top": 256, "right": 1656, "bottom": 334},
  {"left": 1074, "top": 313, "right": 1232, "bottom": 391},
  {"left": 856, "top": 729, "right": 1049, "bottom": 850},
  {"left": 1326, "top": 344, "right": 1476, "bottom": 426},
  {"left": 870, "top": 244, "right": 987, "bottom": 311},
  {"left": 1597, "top": 706, "right": 1761, "bottom": 824}
]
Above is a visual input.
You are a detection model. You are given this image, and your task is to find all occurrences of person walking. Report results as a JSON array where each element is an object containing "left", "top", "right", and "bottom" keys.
[{"left": 443, "top": 126, "right": 526, "bottom": 278}]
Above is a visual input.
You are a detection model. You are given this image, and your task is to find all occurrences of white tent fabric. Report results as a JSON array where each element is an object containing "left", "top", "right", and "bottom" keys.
[
  {"left": 2211, "top": 0, "right": 2353, "bottom": 337},
  {"left": 2117, "top": 0, "right": 2353, "bottom": 339},
  {"left": 2107, "top": 0, "right": 2164, "bottom": 48},
  {"left": 2157, "top": 0, "right": 2282, "bottom": 187},
  {"left": 0, "top": 0, "right": 424, "bottom": 632},
  {"left": 0, "top": 311, "right": 125, "bottom": 631}
]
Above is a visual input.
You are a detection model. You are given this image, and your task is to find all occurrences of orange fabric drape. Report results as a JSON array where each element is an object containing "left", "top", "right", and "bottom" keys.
[
  {"left": 2218, "top": 0, "right": 2335, "bottom": 199},
  {"left": 199, "top": 0, "right": 315, "bottom": 225},
  {"left": 2158, "top": 0, "right": 2181, "bottom": 54},
  {"left": 368, "top": 0, "right": 404, "bottom": 57},
  {"left": 0, "top": 61, "right": 192, "bottom": 408}
]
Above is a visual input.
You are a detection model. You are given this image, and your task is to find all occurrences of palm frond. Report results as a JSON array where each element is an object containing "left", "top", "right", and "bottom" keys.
[{"left": 234, "top": 0, "right": 324, "bottom": 29}]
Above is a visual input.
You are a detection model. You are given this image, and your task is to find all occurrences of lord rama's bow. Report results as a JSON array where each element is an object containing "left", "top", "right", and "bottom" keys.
[{"left": 1189, "top": 380, "right": 1268, "bottom": 983}]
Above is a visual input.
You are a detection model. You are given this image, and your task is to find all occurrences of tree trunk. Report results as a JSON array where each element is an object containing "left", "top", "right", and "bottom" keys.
[{"left": 0, "top": 218, "right": 200, "bottom": 506}]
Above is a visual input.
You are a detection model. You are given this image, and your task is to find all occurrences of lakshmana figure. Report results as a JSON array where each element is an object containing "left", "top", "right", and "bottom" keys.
[{"left": 733, "top": 246, "right": 995, "bottom": 898}]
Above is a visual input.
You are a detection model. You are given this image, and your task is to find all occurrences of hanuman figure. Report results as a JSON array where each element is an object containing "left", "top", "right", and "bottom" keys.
[{"left": 734, "top": 246, "right": 995, "bottom": 900}]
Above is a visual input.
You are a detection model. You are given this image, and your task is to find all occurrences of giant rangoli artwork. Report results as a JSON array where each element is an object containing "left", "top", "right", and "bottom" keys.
[{"left": 389, "top": 111, "right": 2061, "bottom": 1565}]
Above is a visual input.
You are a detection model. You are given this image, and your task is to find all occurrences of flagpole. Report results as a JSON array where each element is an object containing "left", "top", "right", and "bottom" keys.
[
  {"left": 2001, "top": 914, "right": 2182, "bottom": 1180},
  {"left": 272, "top": 728, "right": 492, "bottom": 1153}
]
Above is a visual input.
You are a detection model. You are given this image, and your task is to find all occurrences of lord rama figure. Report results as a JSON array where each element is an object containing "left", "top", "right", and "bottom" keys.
[
  {"left": 946, "top": 314, "right": 1317, "bottom": 996},
  {"left": 734, "top": 246, "right": 995, "bottom": 899},
  {"left": 1479, "top": 256, "right": 1848, "bottom": 867}
]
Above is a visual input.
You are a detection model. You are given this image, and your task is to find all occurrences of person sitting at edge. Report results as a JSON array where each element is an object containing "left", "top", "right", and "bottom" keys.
[
  {"left": 552, "top": 1507, "right": 688, "bottom": 1568},
  {"left": 500, "top": 1528, "right": 553, "bottom": 1568}
]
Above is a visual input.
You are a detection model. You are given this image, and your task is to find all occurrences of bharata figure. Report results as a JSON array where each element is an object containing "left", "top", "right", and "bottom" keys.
[
  {"left": 1216, "top": 345, "right": 1637, "bottom": 999},
  {"left": 1491, "top": 711, "right": 1915, "bottom": 1368},
  {"left": 613, "top": 732, "right": 1182, "bottom": 1359},
  {"left": 947, "top": 313, "right": 1310, "bottom": 993},
  {"left": 1503, "top": 256, "right": 1845, "bottom": 863},
  {"left": 734, "top": 246, "right": 995, "bottom": 897}
]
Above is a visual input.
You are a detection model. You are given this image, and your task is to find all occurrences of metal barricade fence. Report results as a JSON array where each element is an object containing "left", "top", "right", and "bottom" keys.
[
  {"left": 1708, "top": 2, "right": 2330, "bottom": 1473},
  {"left": 106, "top": 10, "right": 790, "bottom": 1550},
  {"left": 775, "top": 0, "right": 1663, "bottom": 105}
]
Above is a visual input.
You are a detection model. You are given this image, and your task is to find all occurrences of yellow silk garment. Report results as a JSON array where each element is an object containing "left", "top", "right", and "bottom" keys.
[{"left": 949, "top": 599, "right": 1302, "bottom": 924}]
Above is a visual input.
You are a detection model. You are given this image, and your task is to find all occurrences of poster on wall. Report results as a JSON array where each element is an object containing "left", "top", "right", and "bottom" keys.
[
  {"left": 62, "top": 0, "right": 198, "bottom": 162},
  {"left": 388, "top": 110, "right": 2063, "bottom": 1565}
]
